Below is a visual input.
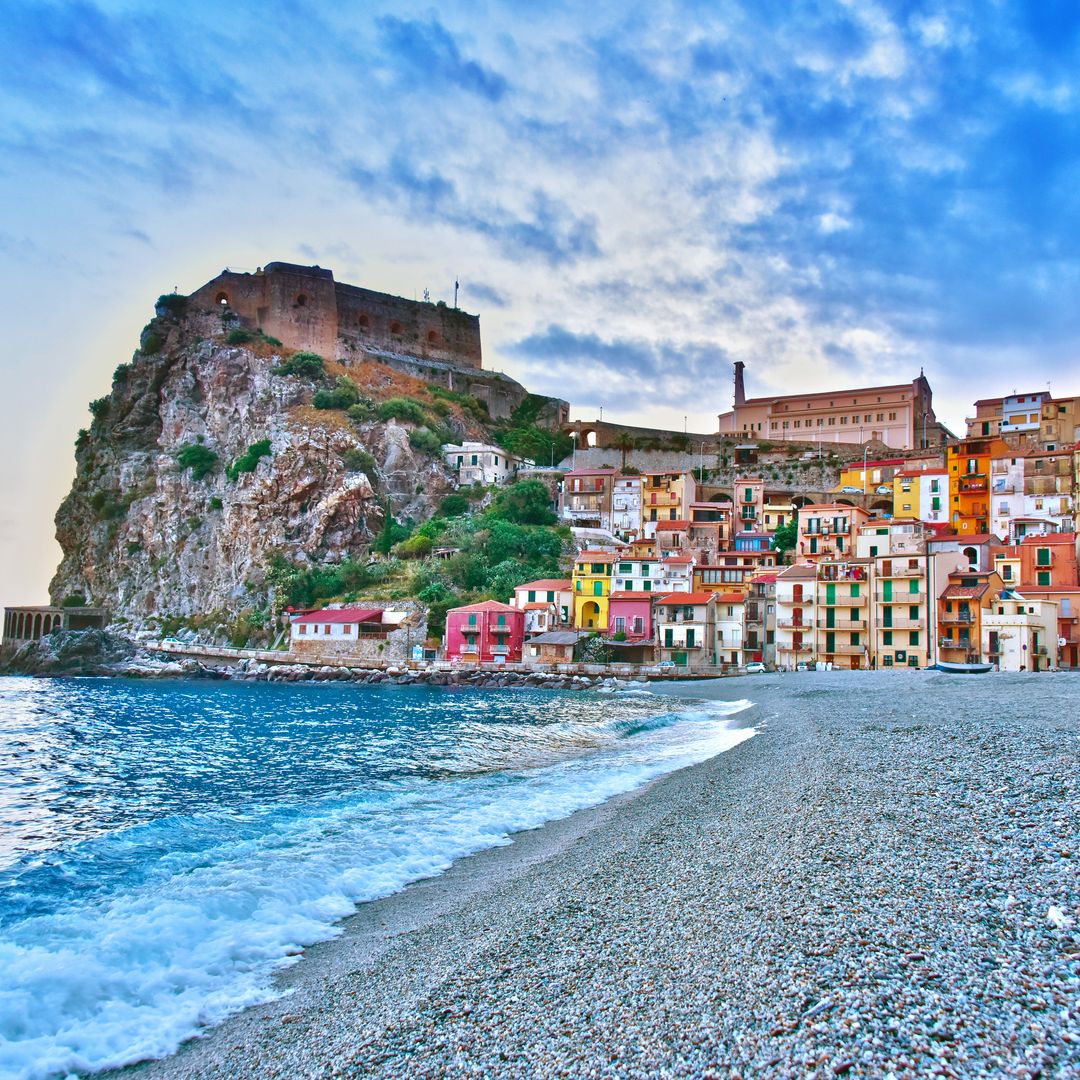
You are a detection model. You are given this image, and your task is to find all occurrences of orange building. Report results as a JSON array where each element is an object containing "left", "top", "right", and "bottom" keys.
[
  {"left": 936, "top": 569, "right": 1004, "bottom": 665},
  {"left": 947, "top": 437, "right": 1012, "bottom": 534}
]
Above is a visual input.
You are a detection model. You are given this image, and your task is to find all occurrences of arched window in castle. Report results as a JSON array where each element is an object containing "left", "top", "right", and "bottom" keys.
[
  {"left": 357, "top": 314, "right": 370, "bottom": 329},
  {"left": 215, "top": 292, "right": 229, "bottom": 306},
  {"left": 295, "top": 294, "right": 308, "bottom": 308},
  {"left": 427, "top": 330, "right": 439, "bottom": 344},
  {"left": 390, "top": 321, "right": 402, "bottom": 335}
]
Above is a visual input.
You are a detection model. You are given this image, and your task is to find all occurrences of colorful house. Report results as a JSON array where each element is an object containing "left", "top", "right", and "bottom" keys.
[
  {"left": 511, "top": 578, "right": 573, "bottom": 636},
  {"left": 607, "top": 591, "right": 653, "bottom": 642},
  {"left": 641, "top": 471, "right": 697, "bottom": 537},
  {"left": 796, "top": 504, "right": 871, "bottom": 563},
  {"left": 733, "top": 478, "right": 765, "bottom": 533},
  {"left": 982, "top": 594, "right": 1060, "bottom": 671},
  {"left": 937, "top": 569, "right": 1004, "bottom": 665},
  {"left": 814, "top": 561, "right": 872, "bottom": 669},
  {"left": 654, "top": 592, "right": 717, "bottom": 671},
  {"left": 612, "top": 556, "right": 660, "bottom": 592},
  {"left": 775, "top": 564, "right": 817, "bottom": 668},
  {"left": 612, "top": 475, "right": 643, "bottom": 540},
  {"left": 445, "top": 601, "right": 525, "bottom": 663},
  {"left": 713, "top": 591, "right": 746, "bottom": 668},
  {"left": 561, "top": 468, "right": 618, "bottom": 531},
  {"left": 947, "top": 437, "right": 1012, "bottom": 534},
  {"left": 572, "top": 550, "right": 615, "bottom": 629},
  {"left": 893, "top": 468, "right": 948, "bottom": 525}
]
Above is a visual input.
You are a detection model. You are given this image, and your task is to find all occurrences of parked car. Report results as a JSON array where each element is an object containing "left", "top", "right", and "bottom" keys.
[
  {"left": 744, "top": 661, "right": 767, "bottom": 674},
  {"left": 657, "top": 659, "right": 678, "bottom": 670},
  {"left": 840, "top": 485, "right": 864, "bottom": 494},
  {"left": 876, "top": 485, "right": 892, "bottom": 494}
]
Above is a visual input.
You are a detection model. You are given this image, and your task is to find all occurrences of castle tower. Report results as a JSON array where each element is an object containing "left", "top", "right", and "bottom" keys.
[{"left": 734, "top": 361, "right": 746, "bottom": 407}]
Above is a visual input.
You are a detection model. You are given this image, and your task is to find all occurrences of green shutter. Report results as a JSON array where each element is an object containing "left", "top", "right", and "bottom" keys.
[
  {"left": 528, "top": 591, "right": 536, "bottom": 602},
  {"left": 883, "top": 580, "right": 893, "bottom": 602}
]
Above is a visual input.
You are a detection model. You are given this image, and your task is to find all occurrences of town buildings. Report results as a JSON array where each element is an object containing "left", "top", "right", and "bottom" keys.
[
  {"left": 511, "top": 578, "right": 573, "bottom": 636},
  {"left": 572, "top": 550, "right": 616, "bottom": 630},
  {"left": 445, "top": 601, "right": 525, "bottom": 663},
  {"left": 654, "top": 593, "right": 717, "bottom": 671},
  {"left": 718, "top": 364, "right": 951, "bottom": 448},
  {"left": 442, "top": 442, "right": 522, "bottom": 486}
]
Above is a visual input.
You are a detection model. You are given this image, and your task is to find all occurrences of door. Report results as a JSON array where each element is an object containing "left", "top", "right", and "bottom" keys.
[
  {"left": 883, "top": 580, "right": 893, "bottom": 602},
  {"left": 826, "top": 607, "right": 836, "bottom": 629},
  {"left": 686, "top": 628, "right": 695, "bottom": 649}
]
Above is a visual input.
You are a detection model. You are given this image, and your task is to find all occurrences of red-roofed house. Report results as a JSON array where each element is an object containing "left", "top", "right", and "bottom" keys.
[
  {"left": 654, "top": 592, "right": 717, "bottom": 671},
  {"left": 290, "top": 604, "right": 423, "bottom": 660},
  {"left": 511, "top": 578, "right": 573, "bottom": 636},
  {"left": 445, "top": 601, "right": 525, "bottom": 663}
]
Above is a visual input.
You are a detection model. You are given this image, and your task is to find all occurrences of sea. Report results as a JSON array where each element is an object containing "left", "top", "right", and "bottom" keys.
[{"left": 0, "top": 677, "right": 755, "bottom": 1080}]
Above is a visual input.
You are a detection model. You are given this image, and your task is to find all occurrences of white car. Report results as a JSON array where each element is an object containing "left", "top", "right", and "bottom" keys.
[
  {"left": 876, "top": 485, "right": 892, "bottom": 494},
  {"left": 839, "top": 485, "right": 863, "bottom": 494},
  {"left": 743, "top": 662, "right": 767, "bottom": 674}
]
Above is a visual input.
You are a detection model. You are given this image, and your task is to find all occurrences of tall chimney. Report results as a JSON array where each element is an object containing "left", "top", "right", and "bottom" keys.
[{"left": 734, "top": 361, "right": 746, "bottom": 407}]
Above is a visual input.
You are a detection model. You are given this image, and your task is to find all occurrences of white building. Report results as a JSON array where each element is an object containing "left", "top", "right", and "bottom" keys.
[
  {"left": 981, "top": 593, "right": 1059, "bottom": 672},
  {"left": 511, "top": 578, "right": 574, "bottom": 635},
  {"left": 775, "top": 564, "right": 817, "bottom": 669},
  {"left": 893, "top": 468, "right": 949, "bottom": 525},
  {"left": 612, "top": 556, "right": 661, "bottom": 593},
  {"left": 443, "top": 442, "right": 522, "bottom": 486},
  {"left": 713, "top": 591, "right": 746, "bottom": 668},
  {"left": 612, "top": 475, "right": 643, "bottom": 539}
]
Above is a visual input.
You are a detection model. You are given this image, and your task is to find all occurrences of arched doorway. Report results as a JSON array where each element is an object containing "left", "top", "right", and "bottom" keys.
[{"left": 579, "top": 601, "right": 601, "bottom": 629}]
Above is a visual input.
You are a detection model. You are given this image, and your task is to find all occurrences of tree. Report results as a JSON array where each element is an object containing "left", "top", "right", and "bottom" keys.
[
  {"left": 613, "top": 431, "right": 634, "bottom": 473},
  {"left": 488, "top": 479, "right": 557, "bottom": 526},
  {"left": 773, "top": 520, "right": 797, "bottom": 558}
]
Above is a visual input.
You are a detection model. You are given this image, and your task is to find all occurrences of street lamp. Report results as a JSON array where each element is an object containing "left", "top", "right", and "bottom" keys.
[{"left": 862, "top": 445, "right": 870, "bottom": 493}]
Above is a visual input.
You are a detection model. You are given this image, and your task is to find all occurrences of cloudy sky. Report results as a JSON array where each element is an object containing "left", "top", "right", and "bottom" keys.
[{"left": 1, "top": 0, "right": 1079, "bottom": 602}]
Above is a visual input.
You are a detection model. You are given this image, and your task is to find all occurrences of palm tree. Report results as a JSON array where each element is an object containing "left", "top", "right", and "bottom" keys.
[{"left": 614, "top": 431, "right": 634, "bottom": 473}]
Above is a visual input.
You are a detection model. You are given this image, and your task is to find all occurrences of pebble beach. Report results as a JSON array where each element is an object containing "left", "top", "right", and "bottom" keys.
[{"left": 117, "top": 670, "right": 1079, "bottom": 1079}]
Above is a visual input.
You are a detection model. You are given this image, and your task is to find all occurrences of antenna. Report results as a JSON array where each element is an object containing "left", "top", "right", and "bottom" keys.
[{"left": 454, "top": 279, "right": 459, "bottom": 309}]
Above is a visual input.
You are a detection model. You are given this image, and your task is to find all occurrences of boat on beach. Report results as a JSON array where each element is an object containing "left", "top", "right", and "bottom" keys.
[{"left": 931, "top": 660, "right": 995, "bottom": 675}]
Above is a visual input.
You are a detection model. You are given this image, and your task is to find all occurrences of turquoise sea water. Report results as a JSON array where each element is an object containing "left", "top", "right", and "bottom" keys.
[{"left": 0, "top": 677, "right": 754, "bottom": 1080}]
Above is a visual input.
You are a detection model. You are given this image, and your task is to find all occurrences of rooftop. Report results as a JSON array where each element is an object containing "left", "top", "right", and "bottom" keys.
[
  {"left": 292, "top": 608, "right": 383, "bottom": 625},
  {"left": 515, "top": 578, "right": 572, "bottom": 591},
  {"left": 654, "top": 592, "right": 715, "bottom": 606}
]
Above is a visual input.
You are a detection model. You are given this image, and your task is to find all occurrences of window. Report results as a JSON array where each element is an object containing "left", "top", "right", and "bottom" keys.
[
  {"left": 620, "top": 563, "right": 632, "bottom": 574},
  {"left": 528, "top": 591, "right": 536, "bottom": 603},
  {"left": 840, "top": 416, "right": 847, "bottom": 425},
  {"left": 883, "top": 631, "right": 892, "bottom": 645},
  {"left": 469, "top": 614, "right": 477, "bottom": 626},
  {"left": 1038, "top": 570, "right": 1051, "bottom": 586},
  {"left": 888, "top": 412, "right": 896, "bottom": 420},
  {"left": 909, "top": 605, "right": 919, "bottom": 620},
  {"left": 299, "top": 624, "right": 307, "bottom": 635},
  {"left": 909, "top": 631, "right": 919, "bottom": 646},
  {"left": 547, "top": 592, "right": 555, "bottom": 602},
  {"left": 593, "top": 581, "right": 603, "bottom": 596},
  {"left": 828, "top": 417, "right": 836, "bottom": 426},
  {"left": 324, "top": 625, "right": 331, "bottom": 635},
  {"left": 633, "top": 617, "right": 644, "bottom": 634},
  {"left": 343, "top": 624, "right": 351, "bottom": 634},
  {"left": 1036, "top": 548, "right": 1051, "bottom": 566},
  {"left": 497, "top": 614, "right": 506, "bottom": 626}
]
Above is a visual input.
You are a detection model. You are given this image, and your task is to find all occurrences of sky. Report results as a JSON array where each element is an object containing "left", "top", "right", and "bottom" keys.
[{"left": 1, "top": 0, "right": 1079, "bottom": 603}]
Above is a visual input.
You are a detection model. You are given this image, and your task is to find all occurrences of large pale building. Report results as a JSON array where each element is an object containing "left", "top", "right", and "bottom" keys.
[{"left": 717, "top": 364, "right": 951, "bottom": 449}]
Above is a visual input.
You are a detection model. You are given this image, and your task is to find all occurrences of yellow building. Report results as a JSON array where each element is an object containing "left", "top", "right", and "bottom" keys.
[
  {"left": 641, "top": 471, "right": 697, "bottom": 537},
  {"left": 572, "top": 550, "right": 615, "bottom": 630},
  {"left": 834, "top": 457, "right": 907, "bottom": 495}
]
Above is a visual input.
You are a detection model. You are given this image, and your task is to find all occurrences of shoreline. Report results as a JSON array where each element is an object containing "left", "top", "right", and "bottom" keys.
[{"left": 92, "top": 673, "right": 1080, "bottom": 1077}]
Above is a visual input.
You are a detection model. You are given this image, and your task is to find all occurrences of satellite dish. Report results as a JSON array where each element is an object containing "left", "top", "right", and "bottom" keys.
[{"left": 1059, "top": 637, "right": 1068, "bottom": 648}]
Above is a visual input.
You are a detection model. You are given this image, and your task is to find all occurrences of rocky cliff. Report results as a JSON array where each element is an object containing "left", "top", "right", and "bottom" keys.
[{"left": 49, "top": 299, "right": 473, "bottom": 626}]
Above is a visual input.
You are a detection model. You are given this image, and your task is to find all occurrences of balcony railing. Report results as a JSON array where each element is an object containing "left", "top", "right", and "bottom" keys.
[
  {"left": 882, "top": 617, "right": 922, "bottom": 630},
  {"left": 778, "top": 643, "right": 814, "bottom": 652},
  {"left": 879, "top": 591, "right": 924, "bottom": 603},
  {"left": 491, "top": 645, "right": 511, "bottom": 655},
  {"left": 877, "top": 565, "right": 924, "bottom": 578},
  {"left": 940, "top": 612, "right": 974, "bottom": 624},
  {"left": 831, "top": 619, "right": 866, "bottom": 630},
  {"left": 777, "top": 618, "right": 814, "bottom": 629},
  {"left": 819, "top": 596, "right": 866, "bottom": 607},
  {"left": 958, "top": 478, "right": 987, "bottom": 493},
  {"left": 824, "top": 643, "right": 866, "bottom": 655}
]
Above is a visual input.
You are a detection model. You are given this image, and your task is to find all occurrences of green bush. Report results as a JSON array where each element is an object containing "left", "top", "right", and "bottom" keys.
[
  {"left": 378, "top": 397, "right": 428, "bottom": 425},
  {"left": 209, "top": 496, "right": 224, "bottom": 510},
  {"left": 487, "top": 480, "right": 557, "bottom": 526},
  {"left": 89, "top": 397, "right": 110, "bottom": 421},
  {"left": 226, "top": 328, "right": 255, "bottom": 345},
  {"left": 62, "top": 592, "right": 88, "bottom": 608},
  {"left": 273, "top": 352, "right": 324, "bottom": 378},
  {"left": 409, "top": 427, "right": 444, "bottom": 455},
  {"left": 394, "top": 533, "right": 435, "bottom": 559},
  {"left": 227, "top": 439, "right": 272, "bottom": 481},
  {"left": 346, "top": 400, "right": 377, "bottom": 424},
  {"left": 261, "top": 333, "right": 282, "bottom": 347},
  {"left": 373, "top": 510, "right": 411, "bottom": 555},
  {"left": 438, "top": 493, "right": 470, "bottom": 517},
  {"left": 176, "top": 443, "right": 219, "bottom": 482},
  {"left": 342, "top": 447, "right": 378, "bottom": 475},
  {"left": 156, "top": 293, "right": 188, "bottom": 315},
  {"left": 313, "top": 376, "right": 360, "bottom": 410},
  {"left": 141, "top": 331, "right": 164, "bottom": 355}
]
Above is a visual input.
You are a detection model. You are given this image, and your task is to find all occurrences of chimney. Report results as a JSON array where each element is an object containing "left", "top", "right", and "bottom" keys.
[{"left": 734, "top": 361, "right": 746, "bottom": 407}]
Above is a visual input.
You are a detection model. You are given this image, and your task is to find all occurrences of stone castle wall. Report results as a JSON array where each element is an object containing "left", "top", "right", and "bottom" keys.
[{"left": 189, "top": 262, "right": 483, "bottom": 369}]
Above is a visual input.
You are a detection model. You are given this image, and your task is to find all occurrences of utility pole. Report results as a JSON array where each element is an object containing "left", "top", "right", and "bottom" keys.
[{"left": 454, "top": 279, "right": 459, "bottom": 308}]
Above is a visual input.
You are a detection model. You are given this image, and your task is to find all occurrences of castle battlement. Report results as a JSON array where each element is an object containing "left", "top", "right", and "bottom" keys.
[{"left": 188, "top": 262, "right": 483, "bottom": 369}]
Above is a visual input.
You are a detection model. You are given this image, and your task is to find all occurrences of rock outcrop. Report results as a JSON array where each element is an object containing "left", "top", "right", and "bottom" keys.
[{"left": 49, "top": 301, "right": 460, "bottom": 625}]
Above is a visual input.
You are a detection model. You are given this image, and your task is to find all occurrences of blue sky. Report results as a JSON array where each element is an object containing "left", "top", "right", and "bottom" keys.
[{"left": 1, "top": 0, "right": 1079, "bottom": 601}]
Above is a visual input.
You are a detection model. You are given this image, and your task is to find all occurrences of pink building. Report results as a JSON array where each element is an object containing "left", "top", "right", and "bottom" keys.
[
  {"left": 445, "top": 600, "right": 525, "bottom": 663},
  {"left": 607, "top": 591, "right": 654, "bottom": 641}
]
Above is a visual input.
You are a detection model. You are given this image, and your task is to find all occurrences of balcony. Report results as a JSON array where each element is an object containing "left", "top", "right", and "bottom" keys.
[
  {"left": 778, "top": 643, "right": 814, "bottom": 653},
  {"left": 819, "top": 595, "right": 866, "bottom": 607},
  {"left": 940, "top": 612, "right": 974, "bottom": 624},
  {"left": 939, "top": 639, "right": 973, "bottom": 652},
  {"left": 831, "top": 619, "right": 866, "bottom": 630},
  {"left": 777, "top": 618, "right": 814, "bottom": 629},
  {"left": 563, "top": 507, "right": 604, "bottom": 520},
  {"left": 879, "top": 591, "right": 924, "bottom": 603},
  {"left": 824, "top": 643, "right": 866, "bottom": 656},
  {"left": 958, "top": 478, "right": 987, "bottom": 493},
  {"left": 491, "top": 645, "right": 511, "bottom": 656},
  {"left": 877, "top": 565, "right": 924, "bottom": 578},
  {"left": 882, "top": 617, "right": 922, "bottom": 630}
]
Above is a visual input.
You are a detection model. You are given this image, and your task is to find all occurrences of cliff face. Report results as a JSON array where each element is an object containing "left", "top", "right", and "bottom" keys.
[{"left": 50, "top": 304, "right": 458, "bottom": 624}]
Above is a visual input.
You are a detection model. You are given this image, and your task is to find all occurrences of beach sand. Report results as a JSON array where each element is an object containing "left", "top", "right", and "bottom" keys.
[{"left": 115, "top": 671, "right": 1079, "bottom": 1078}]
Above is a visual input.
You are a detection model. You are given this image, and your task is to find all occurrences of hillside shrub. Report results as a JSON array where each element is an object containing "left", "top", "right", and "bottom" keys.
[
  {"left": 409, "top": 427, "right": 444, "bottom": 455},
  {"left": 346, "top": 399, "right": 377, "bottom": 424},
  {"left": 488, "top": 479, "right": 557, "bottom": 526},
  {"left": 209, "top": 496, "right": 224, "bottom": 510},
  {"left": 176, "top": 443, "right": 219, "bottom": 481},
  {"left": 141, "top": 331, "right": 165, "bottom": 355},
  {"left": 227, "top": 439, "right": 272, "bottom": 481},
  {"left": 438, "top": 493, "right": 470, "bottom": 517},
  {"left": 342, "top": 447, "right": 378, "bottom": 475},
  {"left": 378, "top": 397, "right": 428, "bottom": 425},
  {"left": 62, "top": 592, "right": 88, "bottom": 608},
  {"left": 313, "top": 376, "right": 360, "bottom": 411},
  {"left": 89, "top": 397, "right": 110, "bottom": 421},
  {"left": 156, "top": 293, "right": 188, "bottom": 316},
  {"left": 273, "top": 352, "right": 324, "bottom": 378},
  {"left": 226, "top": 328, "right": 255, "bottom": 345}
]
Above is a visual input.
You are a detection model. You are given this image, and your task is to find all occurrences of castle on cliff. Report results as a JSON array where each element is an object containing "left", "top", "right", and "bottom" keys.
[
  {"left": 189, "top": 262, "right": 483, "bottom": 369},
  {"left": 188, "top": 262, "right": 565, "bottom": 424}
]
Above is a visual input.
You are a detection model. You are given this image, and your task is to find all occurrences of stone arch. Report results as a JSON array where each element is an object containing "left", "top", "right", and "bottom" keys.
[
  {"left": 215, "top": 291, "right": 229, "bottom": 306},
  {"left": 963, "top": 546, "right": 978, "bottom": 566},
  {"left": 580, "top": 601, "right": 602, "bottom": 629},
  {"left": 835, "top": 498, "right": 856, "bottom": 508},
  {"left": 295, "top": 293, "right": 308, "bottom": 307},
  {"left": 390, "top": 320, "right": 402, "bottom": 335},
  {"left": 427, "top": 330, "right": 439, "bottom": 343},
  {"left": 869, "top": 499, "right": 892, "bottom": 515},
  {"left": 32, "top": 613, "right": 42, "bottom": 640},
  {"left": 357, "top": 314, "right": 370, "bottom": 329},
  {"left": 790, "top": 495, "right": 814, "bottom": 510}
]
